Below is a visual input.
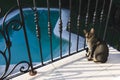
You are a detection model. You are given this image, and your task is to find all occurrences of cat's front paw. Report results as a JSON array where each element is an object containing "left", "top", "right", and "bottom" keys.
[
  {"left": 88, "top": 57, "right": 93, "bottom": 61},
  {"left": 86, "top": 53, "right": 89, "bottom": 57}
]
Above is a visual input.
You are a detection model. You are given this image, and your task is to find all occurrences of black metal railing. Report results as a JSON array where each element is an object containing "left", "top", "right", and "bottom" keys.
[{"left": 0, "top": 0, "right": 118, "bottom": 79}]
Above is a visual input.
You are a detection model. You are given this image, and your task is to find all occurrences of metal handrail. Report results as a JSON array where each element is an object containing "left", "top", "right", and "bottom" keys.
[{"left": 0, "top": 0, "right": 114, "bottom": 79}]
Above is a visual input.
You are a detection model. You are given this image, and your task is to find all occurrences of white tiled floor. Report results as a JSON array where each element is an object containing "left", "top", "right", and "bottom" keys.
[{"left": 12, "top": 46, "right": 120, "bottom": 80}]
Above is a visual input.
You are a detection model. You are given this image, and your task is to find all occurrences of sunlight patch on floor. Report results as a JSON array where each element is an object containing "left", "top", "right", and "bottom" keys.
[{"left": 12, "top": 46, "right": 120, "bottom": 80}]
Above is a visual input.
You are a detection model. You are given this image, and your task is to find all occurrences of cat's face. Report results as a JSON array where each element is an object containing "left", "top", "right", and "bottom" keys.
[{"left": 83, "top": 28, "right": 95, "bottom": 39}]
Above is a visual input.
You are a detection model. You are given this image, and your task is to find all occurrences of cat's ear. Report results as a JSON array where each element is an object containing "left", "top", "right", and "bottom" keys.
[
  {"left": 90, "top": 28, "right": 94, "bottom": 34},
  {"left": 83, "top": 29, "right": 87, "bottom": 34}
]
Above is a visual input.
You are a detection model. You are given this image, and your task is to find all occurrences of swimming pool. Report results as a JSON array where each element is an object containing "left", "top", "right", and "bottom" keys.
[{"left": 0, "top": 8, "right": 69, "bottom": 65}]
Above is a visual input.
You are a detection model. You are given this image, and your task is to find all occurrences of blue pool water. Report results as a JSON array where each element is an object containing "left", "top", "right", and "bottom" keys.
[{"left": 0, "top": 8, "right": 69, "bottom": 65}]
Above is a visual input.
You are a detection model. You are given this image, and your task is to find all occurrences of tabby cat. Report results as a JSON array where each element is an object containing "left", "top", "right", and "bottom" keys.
[{"left": 83, "top": 28, "right": 109, "bottom": 63}]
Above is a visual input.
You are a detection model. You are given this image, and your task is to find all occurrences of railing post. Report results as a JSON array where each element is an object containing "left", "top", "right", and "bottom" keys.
[
  {"left": 68, "top": 0, "right": 72, "bottom": 55},
  {"left": 92, "top": 0, "right": 98, "bottom": 26},
  {"left": 76, "top": 0, "right": 81, "bottom": 52},
  {"left": 84, "top": 0, "right": 91, "bottom": 49},
  {"left": 33, "top": 0, "right": 44, "bottom": 65},
  {"left": 17, "top": 0, "right": 37, "bottom": 76},
  {"left": 59, "top": 0, "right": 63, "bottom": 58},
  {"left": 98, "top": 0, "right": 105, "bottom": 37},
  {"left": 47, "top": 0, "right": 53, "bottom": 61},
  {"left": 103, "top": 0, "right": 113, "bottom": 41},
  {"left": 85, "top": 0, "right": 90, "bottom": 28}
]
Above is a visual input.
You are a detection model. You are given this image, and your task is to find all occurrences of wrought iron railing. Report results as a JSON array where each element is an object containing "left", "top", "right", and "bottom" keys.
[{"left": 0, "top": 0, "right": 119, "bottom": 79}]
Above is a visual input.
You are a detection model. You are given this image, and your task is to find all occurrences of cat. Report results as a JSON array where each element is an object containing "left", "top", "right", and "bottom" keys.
[{"left": 83, "top": 28, "right": 109, "bottom": 63}]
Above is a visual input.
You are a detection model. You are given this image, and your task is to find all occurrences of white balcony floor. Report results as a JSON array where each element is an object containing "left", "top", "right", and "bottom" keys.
[{"left": 12, "top": 46, "right": 120, "bottom": 80}]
